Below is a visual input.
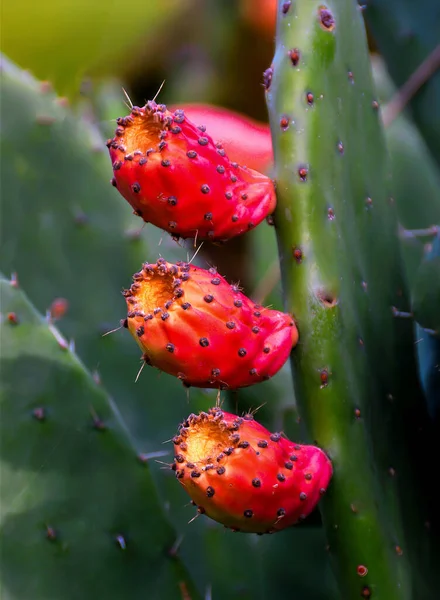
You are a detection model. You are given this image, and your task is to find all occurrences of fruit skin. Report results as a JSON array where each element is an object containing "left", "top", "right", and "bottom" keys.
[
  {"left": 125, "top": 259, "right": 298, "bottom": 389},
  {"left": 108, "top": 100, "right": 277, "bottom": 241},
  {"left": 170, "top": 104, "right": 273, "bottom": 173},
  {"left": 173, "top": 408, "right": 332, "bottom": 534}
]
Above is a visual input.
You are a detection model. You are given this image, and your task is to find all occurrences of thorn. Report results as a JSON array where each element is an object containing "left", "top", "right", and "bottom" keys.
[
  {"left": 391, "top": 307, "right": 413, "bottom": 319},
  {"left": 188, "top": 241, "right": 204, "bottom": 264},
  {"left": 92, "top": 370, "right": 101, "bottom": 385},
  {"left": 400, "top": 225, "right": 439, "bottom": 240},
  {"left": 152, "top": 80, "right": 166, "bottom": 103},
  {"left": 246, "top": 402, "right": 266, "bottom": 417},
  {"left": 138, "top": 450, "right": 170, "bottom": 464},
  {"left": 135, "top": 359, "right": 147, "bottom": 383},
  {"left": 122, "top": 87, "right": 133, "bottom": 109},
  {"left": 90, "top": 406, "right": 106, "bottom": 431},
  {"left": 115, "top": 534, "right": 126, "bottom": 549},
  {"left": 168, "top": 534, "right": 184, "bottom": 558},
  {"left": 155, "top": 459, "right": 173, "bottom": 469},
  {"left": 102, "top": 323, "right": 123, "bottom": 337},
  {"left": 10, "top": 272, "right": 19, "bottom": 288},
  {"left": 205, "top": 585, "right": 212, "bottom": 600},
  {"left": 188, "top": 512, "right": 200, "bottom": 525},
  {"left": 68, "top": 339, "right": 75, "bottom": 353}
]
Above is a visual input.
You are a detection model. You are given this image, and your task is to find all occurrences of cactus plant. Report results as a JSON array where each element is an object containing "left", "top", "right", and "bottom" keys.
[{"left": 266, "top": 1, "right": 436, "bottom": 598}]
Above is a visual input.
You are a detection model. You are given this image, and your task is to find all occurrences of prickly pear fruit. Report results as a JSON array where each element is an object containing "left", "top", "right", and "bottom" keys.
[
  {"left": 108, "top": 101, "right": 276, "bottom": 241},
  {"left": 173, "top": 408, "right": 332, "bottom": 533},
  {"left": 125, "top": 259, "right": 298, "bottom": 388}
]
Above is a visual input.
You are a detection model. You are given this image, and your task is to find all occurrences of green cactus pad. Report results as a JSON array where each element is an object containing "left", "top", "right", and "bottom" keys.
[
  {"left": 0, "top": 275, "right": 199, "bottom": 600},
  {"left": 267, "top": 1, "right": 436, "bottom": 598}
]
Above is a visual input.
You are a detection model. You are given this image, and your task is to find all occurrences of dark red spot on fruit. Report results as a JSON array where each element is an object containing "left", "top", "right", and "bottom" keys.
[
  {"left": 204, "top": 294, "right": 214, "bottom": 303},
  {"left": 166, "top": 343, "right": 174, "bottom": 353},
  {"left": 258, "top": 440, "right": 268, "bottom": 448},
  {"left": 244, "top": 509, "right": 253, "bottom": 518},
  {"left": 199, "top": 338, "right": 209, "bottom": 347},
  {"left": 206, "top": 486, "right": 215, "bottom": 498},
  {"left": 238, "top": 348, "right": 247, "bottom": 357},
  {"left": 282, "top": 1, "right": 291, "bottom": 14},
  {"left": 361, "top": 585, "right": 371, "bottom": 598},
  {"left": 306, "top": 92, "right": 314, "bottom": 105},
  {"left": 201, "top": 184, "right": 210, "bottom": 194},
  {"left": 217, "top": 466, "right": 225, "bottom": 475},
  {"left": 131, "top": 182, "right": 141, "bottom": 193}
]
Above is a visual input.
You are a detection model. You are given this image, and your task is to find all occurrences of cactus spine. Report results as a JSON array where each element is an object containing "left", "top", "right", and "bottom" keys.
[{"left": 266, "top": 1, "right": 436, "bottom": 598}]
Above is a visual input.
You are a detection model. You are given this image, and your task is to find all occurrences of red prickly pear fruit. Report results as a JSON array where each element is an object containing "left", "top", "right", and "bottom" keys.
[
  {"left": 124, "top": 259, "right": 298, "bottom": 389},
  {"left": 107, "top": 101, "right": 276, "bottom": 241},
  {"left": 169, "top": 104, "right": 273, "bottom": 173},
  {"left": 173, "top": 408, "right": 332, "bottom": 533}
]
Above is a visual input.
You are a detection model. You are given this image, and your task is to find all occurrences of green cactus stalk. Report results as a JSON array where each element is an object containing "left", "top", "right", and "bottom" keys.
[{"left": 266, "top": 1, "right": 436, "bottom": 598}]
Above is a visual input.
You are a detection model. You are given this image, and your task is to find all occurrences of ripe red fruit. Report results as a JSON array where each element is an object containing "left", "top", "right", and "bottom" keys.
[
  {"left": 170, "top": 104, "right": 272, "bottom": 173},
  {"left": 124, "top": 259, "right": 298, "bottom": 389},
  {"left": 173, "top": 408, "right": 332, "bottom": 533},
  {"left": 107, "top": 101, "right": 276, "bottom": 241}
]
